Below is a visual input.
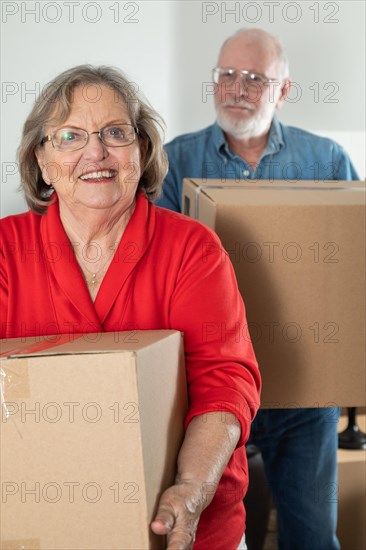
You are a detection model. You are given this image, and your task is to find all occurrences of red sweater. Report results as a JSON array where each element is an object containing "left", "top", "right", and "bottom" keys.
[{"left": 0, "top": 193, "right": 260, "bottom": 550}]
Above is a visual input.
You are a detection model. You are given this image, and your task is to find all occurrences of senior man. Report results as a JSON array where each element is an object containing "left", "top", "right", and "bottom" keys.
[{"left": 157, "top": 28, "right": 359, "bottom": 550}]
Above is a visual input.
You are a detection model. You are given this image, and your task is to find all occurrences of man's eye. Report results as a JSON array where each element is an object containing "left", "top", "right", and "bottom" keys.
[
  {"left": 249, "top": 74, "right": 261, "bottom": 82},
  {"left": 220, "top": 71, "right": 236, "bottom": 81}
]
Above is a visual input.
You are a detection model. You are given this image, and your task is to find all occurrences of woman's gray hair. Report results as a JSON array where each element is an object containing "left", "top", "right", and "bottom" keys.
[{"left": 18, "top": 64, "right": 169, "bottom": 213}]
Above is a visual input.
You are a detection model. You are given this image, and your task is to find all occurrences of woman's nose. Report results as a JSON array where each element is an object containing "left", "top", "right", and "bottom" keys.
[{"left": 82, "top": 133, "right": 108, "bottom": 160}]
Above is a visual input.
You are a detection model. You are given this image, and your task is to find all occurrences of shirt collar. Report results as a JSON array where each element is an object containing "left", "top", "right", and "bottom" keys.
[
  {"left": 265, "top": 115, "right": 284, "bottom": 154},
  {"left": 213, "top": 114, "right": 284, "bottom": 159},
  {"left": 212, "top": 122, "right": 229, "bottom": 156}
]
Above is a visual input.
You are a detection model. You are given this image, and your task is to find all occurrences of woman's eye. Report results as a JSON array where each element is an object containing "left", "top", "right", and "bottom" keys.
[
  {"left": 59, "top": 129, "right": 87, "bottom": 142},
  {"left": 108, "top": 128, "right": 125, "bottom": 138},
  {"left": 62, "top": 132, "right": 77, "bottom": 141}
]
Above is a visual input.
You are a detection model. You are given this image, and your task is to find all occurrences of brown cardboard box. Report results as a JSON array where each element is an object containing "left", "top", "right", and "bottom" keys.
[
  {"left": 337, "top": 414, "right": 366, "bottom": 550},
  {"left": 0, "top": 330, "right": 187, "bottom": 550},
  {"left": 183, "top": 179, "right": 366, "bottom": 408}
]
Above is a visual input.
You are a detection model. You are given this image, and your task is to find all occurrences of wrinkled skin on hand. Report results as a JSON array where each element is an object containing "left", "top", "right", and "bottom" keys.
[
  {"left": 150, "top": 412, "right": 242, "bottom": 549},
  {"left": 151, "top": 479, "right": 212, "bottom": 549}
]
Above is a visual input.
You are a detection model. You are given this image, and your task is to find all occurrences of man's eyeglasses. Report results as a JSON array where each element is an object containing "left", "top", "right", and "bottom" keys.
[
  {"left": 40, "top": 123, "right": 138, "bottom": 152},
  {"left": 212, "top": 67, "right": 279, "bottom": 87}
]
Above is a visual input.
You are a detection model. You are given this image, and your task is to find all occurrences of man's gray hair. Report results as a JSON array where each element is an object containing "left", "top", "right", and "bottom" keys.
[{"left": 219, "top": 28, "right": 290, "bottom": 79}]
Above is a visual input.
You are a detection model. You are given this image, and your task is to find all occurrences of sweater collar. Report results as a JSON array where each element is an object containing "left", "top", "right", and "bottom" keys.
[{"left": 40, "top": 192, "right": 155, "bottom": 328}]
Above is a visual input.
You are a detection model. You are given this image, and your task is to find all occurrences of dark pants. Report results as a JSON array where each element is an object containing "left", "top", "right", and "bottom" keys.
[{"left": 245, "top": 408, "right": 340, "bottom": 550}]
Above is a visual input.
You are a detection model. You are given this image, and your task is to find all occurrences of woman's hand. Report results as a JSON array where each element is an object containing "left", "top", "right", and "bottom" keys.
[
  {"left": 151, "top": 479, "right": 212, "bottom": 549},
  {"left": 151, "top": 412, "right": 242, "bottom": 549}
]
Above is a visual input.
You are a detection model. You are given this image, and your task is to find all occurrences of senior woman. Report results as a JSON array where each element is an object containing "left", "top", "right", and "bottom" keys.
[{"left": 0, "top": 65, "right": 260, "bottom": 550}]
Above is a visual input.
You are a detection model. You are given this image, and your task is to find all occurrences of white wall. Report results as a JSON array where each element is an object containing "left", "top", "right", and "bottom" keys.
[{"left": 1, "top": 0, "right": 365, "bottom": 217}]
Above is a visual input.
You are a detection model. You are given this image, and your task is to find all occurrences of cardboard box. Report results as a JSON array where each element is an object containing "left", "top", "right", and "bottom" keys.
[
  {"left": 183, "top": 179, "right": 366, "bottom": 408},
  {"left": 337, "top": 413, "right": 366, "bottom": 550},
  {"left": 0, "top": 330, "right": 187, "bottom": 550}
]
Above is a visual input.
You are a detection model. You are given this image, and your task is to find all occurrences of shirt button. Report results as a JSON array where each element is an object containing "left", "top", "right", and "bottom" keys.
[{"left": 243, "top": 170, "right": 250, "bottom": 177}]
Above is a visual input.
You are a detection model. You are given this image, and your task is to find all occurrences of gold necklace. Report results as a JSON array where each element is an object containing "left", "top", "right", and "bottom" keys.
[{"left": 78, "top": 248, "right": 115, "bottom": 288}]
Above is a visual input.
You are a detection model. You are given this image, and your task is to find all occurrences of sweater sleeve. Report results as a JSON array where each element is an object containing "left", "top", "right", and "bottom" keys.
[
  {"left": 0, "top": 231, "right": 9, "bottom": 339},
  {"left": 168, "top": 222, "right": 261, "bottom": 446}
]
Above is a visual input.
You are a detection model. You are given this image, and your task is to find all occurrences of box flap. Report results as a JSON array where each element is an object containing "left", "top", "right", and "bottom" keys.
[
  {"left": 0, "top": 330, "right": 180, "bottom": 359},
  {"left": 184, "top": 178, "right": 365, "bottom": 208},
  {"left": 185, "top": 178, "right": 366, "bottom": 190}
]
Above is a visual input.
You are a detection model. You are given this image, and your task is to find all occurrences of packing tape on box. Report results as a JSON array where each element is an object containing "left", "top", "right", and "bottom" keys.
[
  {"left": 0, "top": 334, "right": 82, "bottom": 418},
  {"left": 1, "top": 539, "right": 41, "bottom": 549},
  {"left": 0, "top": 361, "right": 30, "bottom": 419},
  {"left": 0, "top": 334, "right": 86, "bottom": 418},
  {"left": 193, "top": 184, "right": 365, "bottom": 218},
  {"left": 0, "top": 333, "right": 76, "bottom": 358}
]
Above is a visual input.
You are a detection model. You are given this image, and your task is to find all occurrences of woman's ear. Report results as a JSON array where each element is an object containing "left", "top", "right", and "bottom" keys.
[
  {"left": 139, "top": 136, "right": 149, "bottom": 169},
  {"left": 35, "top": 145, "right": 45, "bottom": 169},
  {"left": 35, "top": 145, "right": 51, "bottom": 186}
]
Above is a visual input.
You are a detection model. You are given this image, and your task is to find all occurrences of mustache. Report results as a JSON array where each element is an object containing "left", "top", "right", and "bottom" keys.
[{"left": 221, "top": 99, "right": 255, "bottom": 111}]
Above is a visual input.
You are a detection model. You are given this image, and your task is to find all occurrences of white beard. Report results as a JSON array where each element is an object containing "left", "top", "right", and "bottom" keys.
[{"left": 216, "top": 101, "right": 272, "bottom": 140}]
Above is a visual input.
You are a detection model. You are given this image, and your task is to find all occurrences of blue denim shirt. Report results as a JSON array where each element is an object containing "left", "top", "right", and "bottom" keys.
[{"left": 156, "top": 116, "right": 359, "bottom": 212}]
